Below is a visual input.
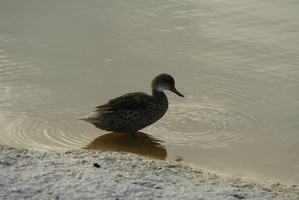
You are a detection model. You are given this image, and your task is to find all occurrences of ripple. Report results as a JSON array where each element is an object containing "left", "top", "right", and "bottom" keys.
[
  {"left": 0, "top": 53, "right": 40, "bottom": 82},
  {"left": 147, "top": 97, "right": 282, "bottom": 149},
  {"left": 1, "top": 116, "right": 91, "bottom": 150},
  {"left": 0, "top": 50, "right": 91, "bottom": 150}
]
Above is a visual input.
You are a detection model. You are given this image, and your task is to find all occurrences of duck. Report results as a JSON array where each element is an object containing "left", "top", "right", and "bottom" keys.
[{"left": 80, "top": 73, "right": 184, "bottom": 134}]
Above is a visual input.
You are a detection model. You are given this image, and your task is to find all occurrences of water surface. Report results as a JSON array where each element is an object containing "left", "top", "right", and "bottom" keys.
[{"left": 1, "top": 0, "right": 299, "bottom": 184}]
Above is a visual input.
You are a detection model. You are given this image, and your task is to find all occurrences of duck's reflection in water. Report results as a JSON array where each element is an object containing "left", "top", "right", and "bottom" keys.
[{"left": 85, "top": 132, "right": 167, "bottom": 160}]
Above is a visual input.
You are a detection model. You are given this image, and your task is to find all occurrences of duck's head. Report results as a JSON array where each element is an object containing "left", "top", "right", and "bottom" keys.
[{"left": 151, "top": 73, "right": 184, "bottom": 97}]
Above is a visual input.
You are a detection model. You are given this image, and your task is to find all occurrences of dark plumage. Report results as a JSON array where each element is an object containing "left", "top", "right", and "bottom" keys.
[{"left": 80, "top": 73, "right": 184, "bottom": 133}]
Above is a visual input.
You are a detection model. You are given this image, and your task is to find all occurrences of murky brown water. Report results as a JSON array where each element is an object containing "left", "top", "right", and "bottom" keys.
[{"left": 1, "top": 0, "right": 299, "bottom": 184}]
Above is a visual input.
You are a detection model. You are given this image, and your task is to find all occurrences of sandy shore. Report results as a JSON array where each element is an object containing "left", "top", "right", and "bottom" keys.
[{"left": 1, "top": 146, "right": 298, "bottom": 200}]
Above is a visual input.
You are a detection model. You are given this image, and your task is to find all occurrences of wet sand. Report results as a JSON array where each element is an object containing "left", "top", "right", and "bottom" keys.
[{"left": 1, "top": 145, "right": 298, "bottom": 200}]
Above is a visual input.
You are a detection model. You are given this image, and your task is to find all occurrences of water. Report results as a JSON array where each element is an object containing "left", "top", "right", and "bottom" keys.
[{"left": 1, "top": 0, "right": 299, "bottom": 184}]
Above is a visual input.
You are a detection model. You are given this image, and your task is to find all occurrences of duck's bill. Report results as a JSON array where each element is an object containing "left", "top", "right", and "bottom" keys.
[{"left": 170, "top": 86, "right": 184, "bottom": 97}]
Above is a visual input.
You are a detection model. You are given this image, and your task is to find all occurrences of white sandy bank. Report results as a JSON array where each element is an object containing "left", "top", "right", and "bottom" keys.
[{"left": 0, "top": 146, "right": 298, "bottom": 200}]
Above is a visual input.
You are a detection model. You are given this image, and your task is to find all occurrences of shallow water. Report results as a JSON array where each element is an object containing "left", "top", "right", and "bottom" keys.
[{"left": 1, "top": 0, "right": 299, "bottom": 184}]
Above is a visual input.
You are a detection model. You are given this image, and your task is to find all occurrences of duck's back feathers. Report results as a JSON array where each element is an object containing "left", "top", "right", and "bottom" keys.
[{"left": 96, "top": 92, "right": 151, "bottom": 112}]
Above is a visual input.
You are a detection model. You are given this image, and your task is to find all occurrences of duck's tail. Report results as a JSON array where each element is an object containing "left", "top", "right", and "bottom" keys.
[
  {"left": 79, "top": 116, "right": 100, "bottom": 123},
  {"left": 79, "top": 110, "right": 99, "bottom": 121}
]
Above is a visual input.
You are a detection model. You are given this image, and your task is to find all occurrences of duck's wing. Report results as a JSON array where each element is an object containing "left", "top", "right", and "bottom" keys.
[{"left": 96, "top": 92, "right": 151, "bottom": 112}]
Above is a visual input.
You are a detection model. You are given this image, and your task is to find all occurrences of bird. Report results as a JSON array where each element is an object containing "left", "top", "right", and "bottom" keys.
[{"left": 80, "top": 73, "right": 184, "bottom": 135}]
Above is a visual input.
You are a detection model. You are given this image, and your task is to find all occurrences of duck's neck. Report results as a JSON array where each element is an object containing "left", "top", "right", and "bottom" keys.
[
  {"left": 152, "top": 90, "right": 168, "bottom": 101},
  {"left": 152, "top": 90, "right": 169, "bottom": 115}
]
